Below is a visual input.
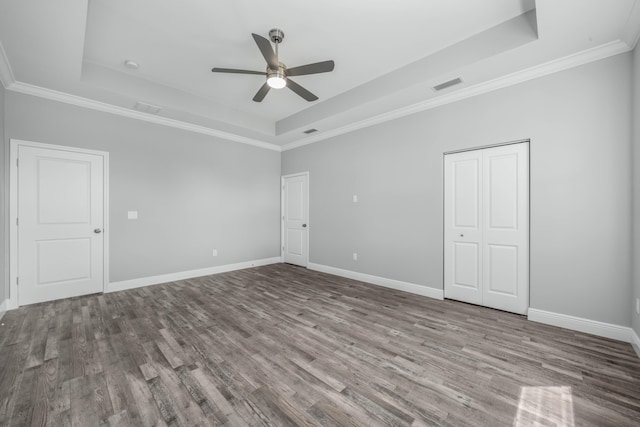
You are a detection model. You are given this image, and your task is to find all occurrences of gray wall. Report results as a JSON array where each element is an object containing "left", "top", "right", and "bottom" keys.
[
  {"left": 1, "top": 51, "right": 636, "bottom": 332},
  {"left": 0, "top": 83, "right": 5, "bottom": 311},
  {"left": 633, "top": 45, "right": 640, "bottom": 337},
  {"left": 3, "top": 91, "right": 281, "bottom": 290},
  {"left": 283, "top": 53, "right": 633, "bottom": 327}
]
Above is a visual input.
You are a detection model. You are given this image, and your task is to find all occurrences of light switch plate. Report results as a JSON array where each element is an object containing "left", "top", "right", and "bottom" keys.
[
  {"left": 353, "top": 195, "right": 358, "bottom": 203},
  {"left": 127, "top": 211, "right": 138, "bottom": 219}
]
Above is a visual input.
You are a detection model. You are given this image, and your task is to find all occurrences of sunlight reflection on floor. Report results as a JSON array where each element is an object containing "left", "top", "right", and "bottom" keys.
[{"left": 514, "top": 386, "right": 575, "bottom": 427}]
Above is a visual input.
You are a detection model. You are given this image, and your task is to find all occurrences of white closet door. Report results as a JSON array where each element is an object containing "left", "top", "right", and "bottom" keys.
[
  {"left": 444, "top": 142, "right": 529, "bottom": 315},
  {"left": 444, "top": 149, "right": 483, "bottom": 305},
  {"left": 482, "top": 144, "right": 529, "bottom": 314}
]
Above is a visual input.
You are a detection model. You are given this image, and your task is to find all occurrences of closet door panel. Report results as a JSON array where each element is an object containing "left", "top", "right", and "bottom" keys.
[
  {"left": 482, "top": 144, "right": 529, "bottom": 314},
  {"left": 444, "top": 150, "right": 483, "bottom": 305}
]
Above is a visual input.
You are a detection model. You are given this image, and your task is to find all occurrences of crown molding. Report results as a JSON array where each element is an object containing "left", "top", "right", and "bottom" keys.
[
  {"left": 7, "top": 82, "right": 281, "bottom": 152},
  {"left": 623, "top": 0, "right": 640, "bottom": 49},
  {"left": 3, "top": 40, "right": 631, "bottom": 153},
  {"left": 0, "top": 40, "right": 15, "bottom": 88},
  {"left": 281, "top": 40, "right": 631, "bottom": 151}
]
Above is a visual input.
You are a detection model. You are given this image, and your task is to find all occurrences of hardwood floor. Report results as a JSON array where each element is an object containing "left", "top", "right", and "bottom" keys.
[{"left": 0, "top": 264, "right": 639, "bottom": 426}]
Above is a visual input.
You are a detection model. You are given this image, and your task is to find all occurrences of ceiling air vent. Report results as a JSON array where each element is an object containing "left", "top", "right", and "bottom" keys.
[
  {"left": 433, "top": 77, "right": 463, "bottom": 92},
  {"left": 133, "top": 102, "right": 162, "bottom": 115},
  {"left": 303, "top": 128, "right": 318, "bottom": 134}
]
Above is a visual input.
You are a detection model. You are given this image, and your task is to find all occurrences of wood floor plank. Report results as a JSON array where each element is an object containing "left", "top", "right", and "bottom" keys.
[
  {"left": 49, "top": 379, "right": 71, "bottom": 426},
  {"left": 1, "top": 264, "right": 640, "bottom": 426},
  {"left": 29, "top": 358, "right": 58, "bottom": 427},
  {"left": 8, "top": 366, "right": 36, "bottom": 426},
  {"left": 125, "top": 369, "right": 166, "bottom": 427},
  {"left": 0, "top": 342, "right": 24, "bottom": 424},
  {"left": 190, "top": 367, "right": 234, "bottom": 418},
  {"left": 68, "top": 375, "right": 99, "bottom": 427},
  {"left": 24, "top": 318, "right": 48, "bottom": 370}
]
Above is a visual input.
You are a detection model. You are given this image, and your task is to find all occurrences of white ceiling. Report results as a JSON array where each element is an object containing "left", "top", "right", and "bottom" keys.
[{"left": 0, "top": 0, "right": 639, "bottom": 150}]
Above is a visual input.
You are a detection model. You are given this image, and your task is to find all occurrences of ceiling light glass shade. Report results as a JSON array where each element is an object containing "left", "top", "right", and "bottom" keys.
[
  {"left": 267, "top": 76, "right": 286, "bottom": 89},
  {"left": 267, "top": 69, "right": 287, "bottom": 89}
]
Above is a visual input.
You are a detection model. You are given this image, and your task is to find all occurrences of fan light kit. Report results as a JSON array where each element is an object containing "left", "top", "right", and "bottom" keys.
[
  {"left": 267, "top": 68, "right": 286, "bottom": 89},
  {"left": 212, "top": 28, "right": 335, "bottom": 102}
]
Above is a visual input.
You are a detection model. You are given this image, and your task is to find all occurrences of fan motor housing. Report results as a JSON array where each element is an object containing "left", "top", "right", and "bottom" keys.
[
  {"left": 268, "top": 66, "right": 286, "bottom": 79},
  {"left": 267, "top": 63, "right": 287, "bottom": 89}
]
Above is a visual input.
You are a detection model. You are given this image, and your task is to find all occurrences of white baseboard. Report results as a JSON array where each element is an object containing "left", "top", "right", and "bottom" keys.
[
  {"left": 307, "top": 262, "right": 444, "bottom": 300},
  {"left": 631, "top": 328, "right": 640, "bottom": 358},
  {"left": 528, "top": 308, "right": 632, "bottom": 343},
  {"left": 3, "top": 298, "right": 17, "bottom": 311},
  {"left": 0, "top": 300, "right": 6, "bottom": 321},
  {"left": 108, "top": 257, "right": 282, "bottom": 293}
]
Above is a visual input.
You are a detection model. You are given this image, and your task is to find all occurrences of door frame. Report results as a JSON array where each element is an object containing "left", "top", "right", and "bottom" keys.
[
  {"left": 281, "top": 171, "right": 309, "bottom": 266},
  {"left": 442, "top": 138, "right": 530, "bottom": 313},
  {"left": 8, "top": 139, "right": 110, "bottom": 309}
]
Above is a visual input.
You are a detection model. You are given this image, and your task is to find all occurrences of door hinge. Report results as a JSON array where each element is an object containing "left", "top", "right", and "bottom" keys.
[
  {"left": 16, "top": 158, "right": 19, "bottom": 167},
  {"left": 16, "top": 218, "right": 18, "bottom": 226},
  {"left": 282, "top": 215, "right": 285, "bottom": 221},
  {"left": 16, "top": 277, "right": 19, "bottom": 285}
]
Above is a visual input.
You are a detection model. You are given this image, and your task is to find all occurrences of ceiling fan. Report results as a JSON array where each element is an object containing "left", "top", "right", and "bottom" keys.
[{"left": 212, "top": 29, "right": 335, "bottom": 102}]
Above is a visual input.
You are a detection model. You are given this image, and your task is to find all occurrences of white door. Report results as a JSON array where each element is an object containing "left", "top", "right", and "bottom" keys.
[
  {"left": 444, "top": 149, "right": 484, "bottom": 305},
  {"left": 282, "top": 173, "right": 308, "bottom": 266},
  {"left": 444, "top": 142, "right": 529, "bottom": 315},
  {"left": 481, "top": 144, "right": 529, "bottom": 313},
  {"left": 17, "top": 144, "right": 106, "bottom": 305}
]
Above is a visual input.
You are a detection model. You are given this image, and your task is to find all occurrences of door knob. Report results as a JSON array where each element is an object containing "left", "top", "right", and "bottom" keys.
[
  {"left": 94, "top": 228, "right": 102, "bottom": 234},
  {"left": 460, "top": 234, "right": 464, "bottom": 237},
  {"left": 302, "top": 224, "right": 307, "bottom": 228}
]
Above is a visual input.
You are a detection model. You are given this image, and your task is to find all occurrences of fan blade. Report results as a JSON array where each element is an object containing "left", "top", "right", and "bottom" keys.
[
  {"left": 286, "top": 79, "right": 318, "bottom": 102},
  {"left": 212, "top": 68, "right": 266, "bottom": 75},
  {"left": 287, "top": 60, "right": 335, "bottom": 76},
  {"left": 252, "top": 33, "right": 278, "bottom": 69},
  {"left": 253, "top": 82, "right": 271, "bottom": 102}
]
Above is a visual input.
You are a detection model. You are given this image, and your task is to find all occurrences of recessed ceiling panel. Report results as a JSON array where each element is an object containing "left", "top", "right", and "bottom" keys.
[
  {"left": 1, "top": 0, "right": 638, "bottom": 146},
  {"left": 83, "top": 0, "right": 531, "bottom": 121}
]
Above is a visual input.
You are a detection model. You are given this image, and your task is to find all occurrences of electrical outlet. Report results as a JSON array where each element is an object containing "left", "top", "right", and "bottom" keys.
[
  {"left": 212, "top": 249, "right": 218, "bottom": 257},
  {"left": 353, "top": 252, "right": 358, "bottom": 261},
  {"left": 352, "top": 195, "right": 358, "bottom": 203}
]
